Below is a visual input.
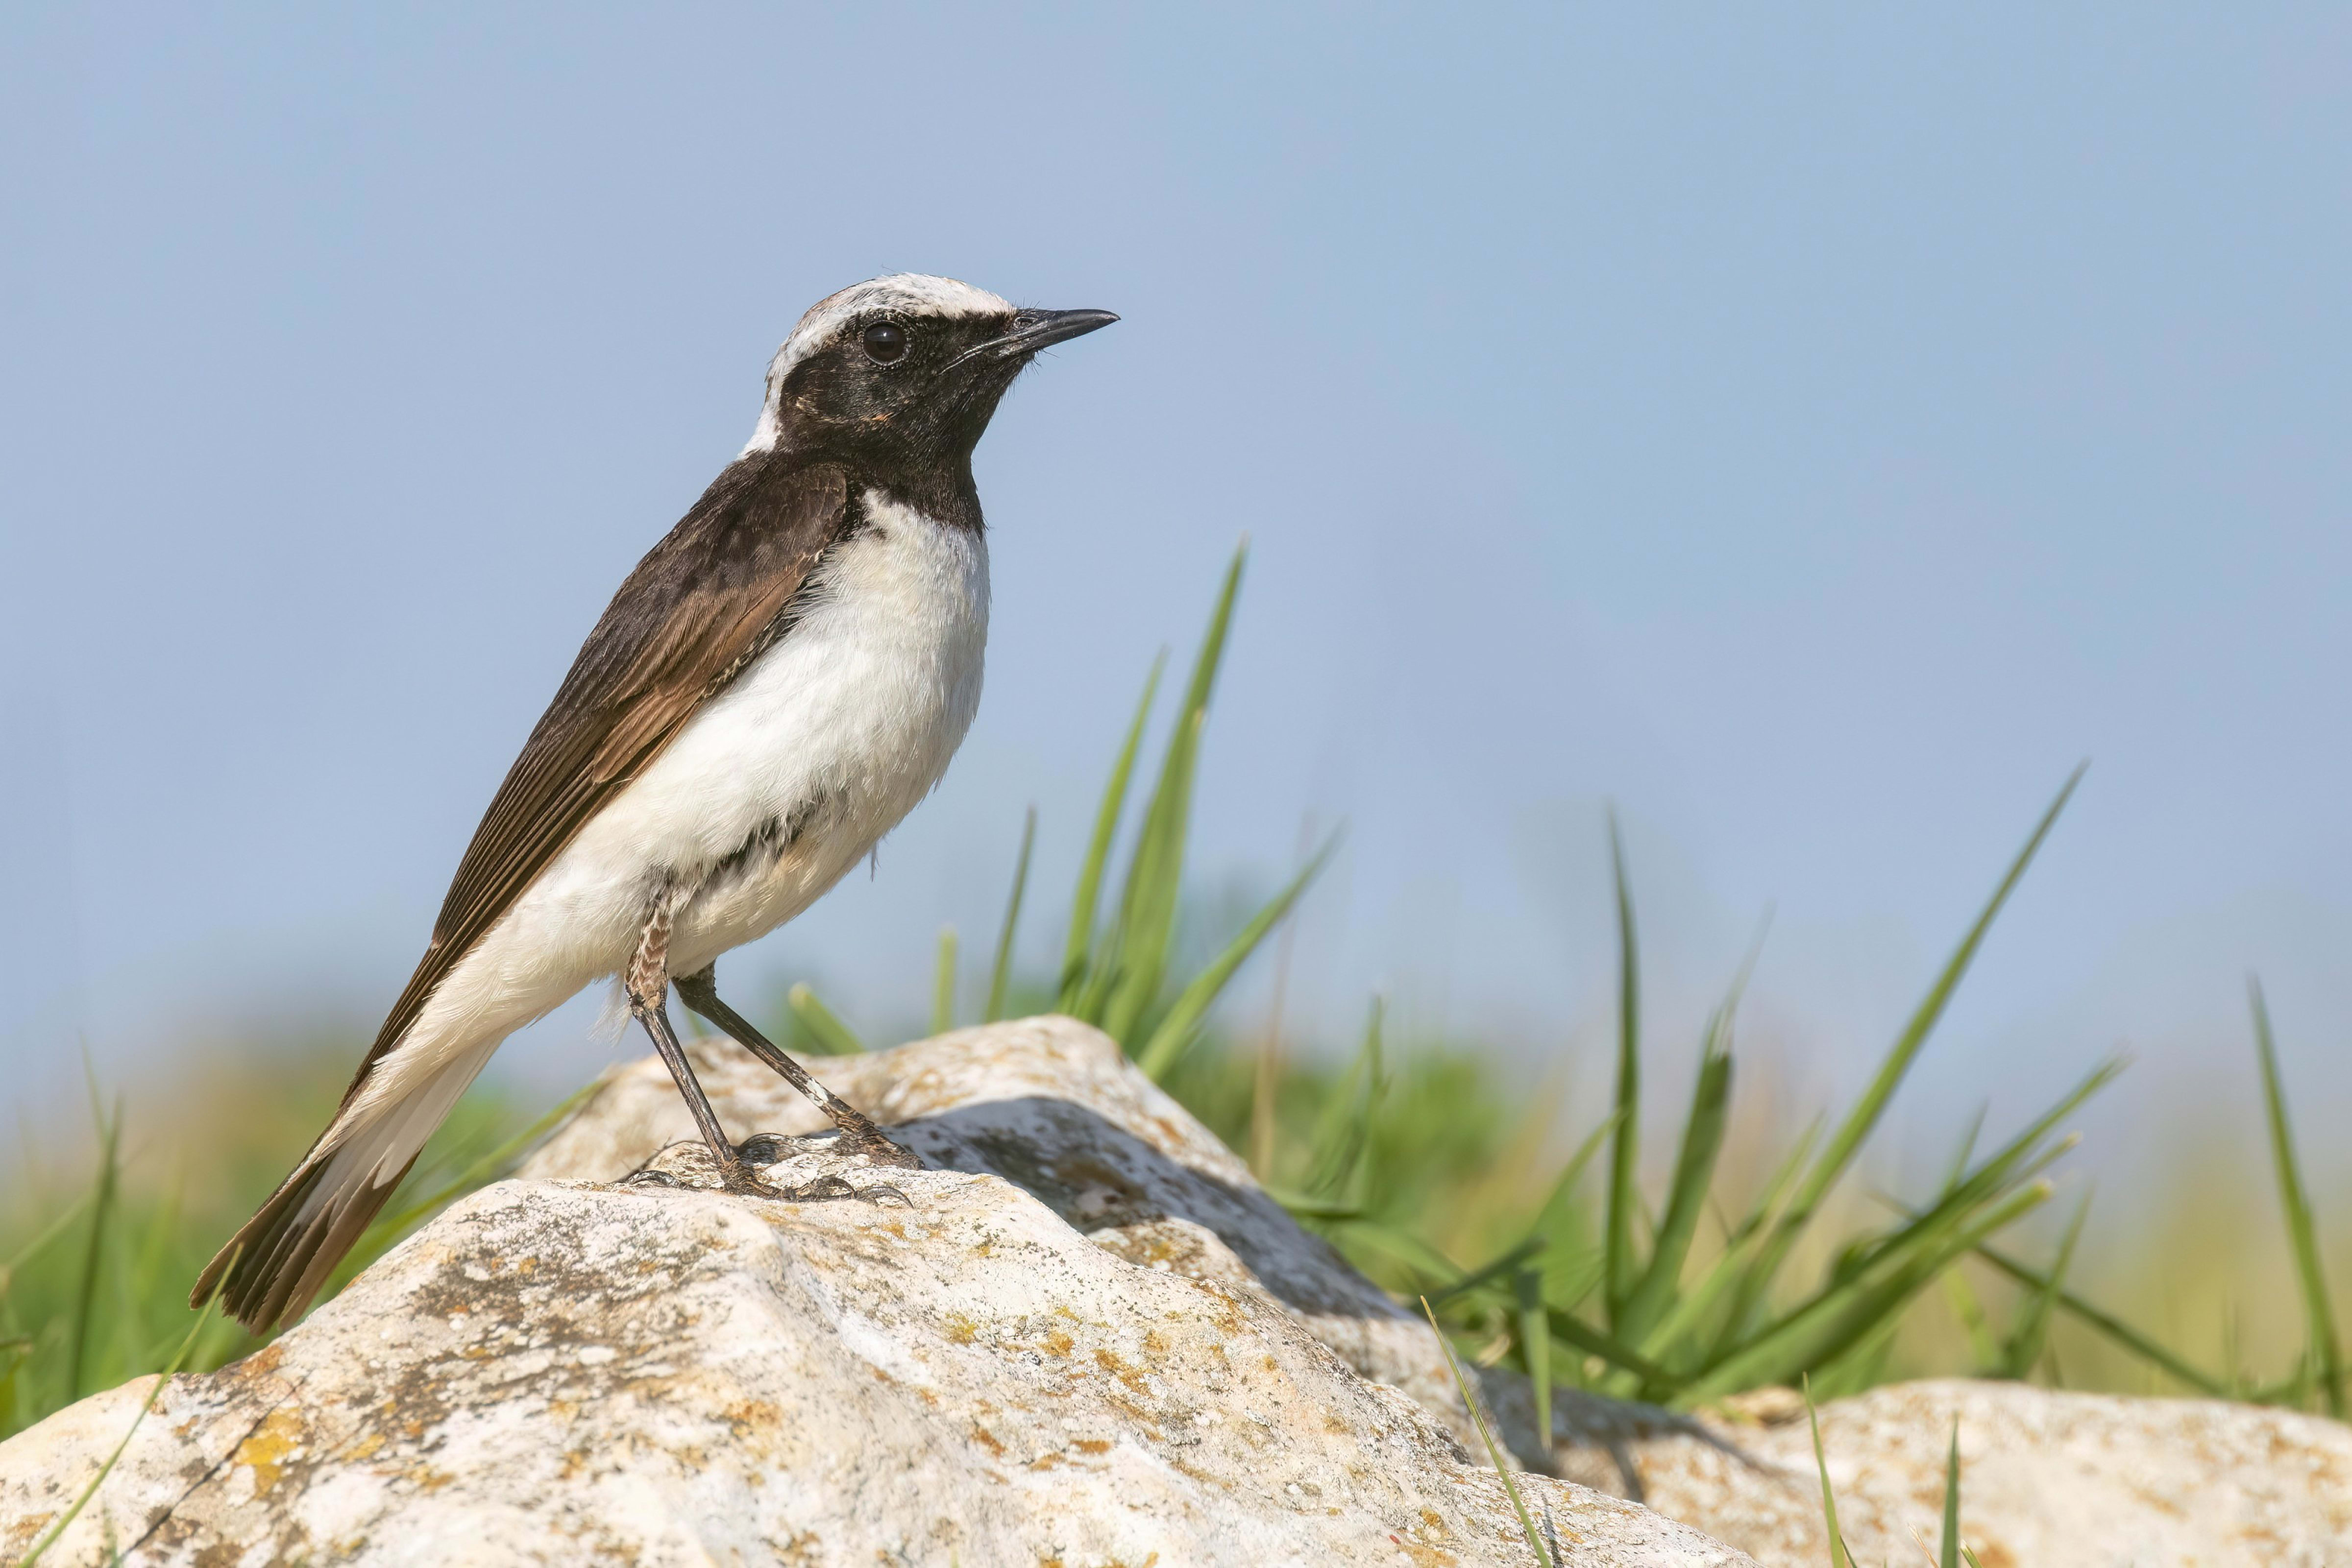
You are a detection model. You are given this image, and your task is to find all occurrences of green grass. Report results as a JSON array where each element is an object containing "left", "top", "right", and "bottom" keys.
[
  {"left": 1230, "top": 770, "right": 2127, "bottom": 1410},
  {"left": 0, "top": 1064, "right": 580, "bottom": 1441},
  {"left": 1803, "top": 1386, "right": 1984, "bottom": 1568},
  {"left": 2, "top": 542, "right": 2345, "bottom": 1463},
  {"left": 1425, "top": 1293, "right": 1553, "bottom": 1566}
]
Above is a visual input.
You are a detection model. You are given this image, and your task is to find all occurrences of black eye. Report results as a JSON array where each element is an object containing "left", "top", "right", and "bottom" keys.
[{"left": 861, "top": 320, "right": 908, "bottom": 364}]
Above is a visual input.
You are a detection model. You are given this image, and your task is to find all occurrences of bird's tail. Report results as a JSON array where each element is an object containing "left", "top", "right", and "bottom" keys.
[{"left": 194, "top": 1031, "right": 501, "bottom": 1333}]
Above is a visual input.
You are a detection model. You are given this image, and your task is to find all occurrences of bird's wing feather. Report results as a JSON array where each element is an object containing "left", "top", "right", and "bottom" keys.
[
  {"left": 359, "top": 457, "right": 850, "bottom": 1091},
  {"left": 195, "top": 456, "right": 850, "bottom": 1331}
]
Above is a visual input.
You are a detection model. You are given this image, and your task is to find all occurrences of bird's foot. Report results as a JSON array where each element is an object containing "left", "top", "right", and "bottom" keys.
[
  {"left": 734, "top": 1133, "right": 791, "bottom": 1165},
  {"left": 832, "top": 1121, "right": 925, "bottom": 1171},
  {"left": 718, "top": 1158, "right": 789, "bottom": 1200},
  {"left": 731, "top": 1131, "right": 918, "bottom": 1206},
  {"left": 621, "top": 1139, "right": 789, "bottom": 1196},
  {"left": 770, "top": 1172, "right": 914, "bottom": 1207}
]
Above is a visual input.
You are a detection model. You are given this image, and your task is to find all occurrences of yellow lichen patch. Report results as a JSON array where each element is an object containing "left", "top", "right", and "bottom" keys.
[
  {"left": 1392, "top": 1534, "right": 1461, "bottom": 1568},
  {"left": 1141, "top": 1328, "right": 1168, "bottom": 1355},
  {"left": 1100, "top": 1392, "right": 1161, "bottom": 1436},
  {"left": 234, "top": 1343, "right": 287, "bottom": 1381},
  {"left": 341, "top": 1431, "right": 386, "bottom": 1463},
  {"left": 1041, "top": 1329, "right": 1075, "bottom": 1357},
  {"left": 1072, "top": 1439, "right": 1112, "bottom": 1456},
  {"left": 233, "top": 1406, "right": 305, "bottom": 1496},
  {"left": 4, "top": 1511, "right": 58, "bottom": 1559},
  {"left": 1092, "top": 1348, "right": 1149, "bottom": 1395},
  {"left": 1176, "top": 1283, "right": 1247, "bottom": 1337},
  {"left": 944, "top": 1314, "right": 979, "bottom": 1345},
  {"left": 720, "top": 1399, "right": 784, "bottom": 1437}
]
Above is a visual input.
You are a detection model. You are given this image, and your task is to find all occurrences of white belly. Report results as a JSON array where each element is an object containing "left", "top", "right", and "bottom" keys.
[{"left": 384, "top": 490, "right": 989, "bottom": 1069}]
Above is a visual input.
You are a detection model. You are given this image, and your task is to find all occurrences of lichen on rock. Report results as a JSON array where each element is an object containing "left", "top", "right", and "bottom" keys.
[
  {"left": 0, "top": 1138, "right": 1741, "bottom": 1564},
  {"left": 8, "top": 1016, "right": 2346, "bottom": 1566}
]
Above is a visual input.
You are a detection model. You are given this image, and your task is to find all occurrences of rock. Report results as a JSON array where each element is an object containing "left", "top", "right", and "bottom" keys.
[
  {"left": 521, "top": 1014, "right": 1497, "bottom": 1455},
  {"left": 0, "top": 1148, "right": 1750, "bottom": 1566},
  {"left": 1618, "top": 1379, "right": 2352, "bottom": 1567},
  {"left": 11, "top": 1015, "right": 2331, "bottom": 1564}
]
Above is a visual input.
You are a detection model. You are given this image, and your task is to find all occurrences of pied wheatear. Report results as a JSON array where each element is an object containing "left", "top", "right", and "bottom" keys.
[{"left": 197, "top": 275, "right": 1117, "bottom": 1331}]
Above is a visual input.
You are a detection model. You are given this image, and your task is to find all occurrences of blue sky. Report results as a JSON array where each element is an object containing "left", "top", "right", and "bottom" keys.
[{"left": 3, "top": 6, "right": 2348, "bottom": 1177}]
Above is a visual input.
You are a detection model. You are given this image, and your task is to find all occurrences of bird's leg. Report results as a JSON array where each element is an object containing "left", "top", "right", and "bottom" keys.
[
  {"left": 626, "top": 908, "right": 774, "bottom": 1196},
  {"left": 674, "top": 964, "right": 923, "bottom": 1171}
]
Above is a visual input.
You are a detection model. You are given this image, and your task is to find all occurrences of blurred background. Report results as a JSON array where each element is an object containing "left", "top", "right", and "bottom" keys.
[{"left": 2, "top": 5, "right": 2348, "bottom": 1402}]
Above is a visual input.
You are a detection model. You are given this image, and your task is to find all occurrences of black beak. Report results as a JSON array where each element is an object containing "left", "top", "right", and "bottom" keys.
[
  {"left": 952, "top": 307, "right": 1120, "bottom": 371},
  {"left": 1007, "top": 306, "right": 1120, "bottom": 351}
]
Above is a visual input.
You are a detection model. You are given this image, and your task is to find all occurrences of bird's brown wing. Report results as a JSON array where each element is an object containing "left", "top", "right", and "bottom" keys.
[
  {"left": 360, "top": 457, "right": 851, "bottom": 1092},
  {"left": 195, "top": 457, "right": 849, "bottom": 1331}
]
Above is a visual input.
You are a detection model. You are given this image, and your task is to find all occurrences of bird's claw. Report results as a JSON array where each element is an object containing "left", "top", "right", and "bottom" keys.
[
  {"left": 837, "top": 1126, "right": 925, "bottom": 1171},
  {"left": 719, "top": 1158, "right": 788, "bottom": 1199},
  {"left": 791, "top": 1173, "right": 857, "bottom": 1202}
]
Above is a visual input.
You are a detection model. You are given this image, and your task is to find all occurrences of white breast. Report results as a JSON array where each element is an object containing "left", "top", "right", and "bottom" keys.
[{"left": 466, "top": 488, "right": 990, "bottom": 997}]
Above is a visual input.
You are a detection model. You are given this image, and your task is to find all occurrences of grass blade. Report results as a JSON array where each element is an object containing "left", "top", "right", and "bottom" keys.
[
  {"left": 68, "top": 1094, "right": 122, "bottom": 1401},
  {"left": 1939, "top": 1416, "right": 1962, "bottom": 1568},
  {"left": 1134, "top": 832, "right": 1337, "bottom": 1080},
  {"left": 1966, "top": 1240, "right": 2231, "bottom": 1397},
  {"left": 1603, "top": 812, "right": 1642, "bottom": 1325},
  {"left": 1302, "top": 998, "right": 1386, "bottom": 1203},
  {"left": 1515, "top": 1263, "right": 1553, "bottom": 1459},
  {"left": 1686, "top": 1181, "right": 2054, "bottom": 1404},
  {"left": 1323, "top": 1220, "right": 1467, "bottom": 1282},
  {"left": 1943, "top": 1266, "right": 2001, "bottom": 1373},
  {"left": 1101, "top": 545, "right": 1247, "bottom": 1043},
  {"left": 1544, "top": 1306, "right": 1677, "bottom": 1386},
  {"left": 1999, "top": 1192, "right": 2087, "bottom": 1380},
  {"left": 1633, "top": 1118, "right": 1824, "bottom": 1363},
  {"left": 1423, "top": 1238, "right": 1547, "bottom": 1309},
  {"left": 2250, "top": 976, "right": 2344, "bottom": 1418},
  {"left": 1618, "top": 994, "right": 1738, "bottom": 1345},
  {"left": 1804, "top": 1377, "right": 1852, "bottom": 1568},
  {"left": 1422, "top": 1297, "right": 1554, "bottom": 1568},
  {"left": 931, "top": 925, "right": 958, "bottom": 1036},
  {"left": 787, "top": 983, "right": 867, "bottom": 1056},
  {"left": 22, "top": 1259, "right": 228, "bottom": 1566},
  {"left": 0, "top": 1190, "right": 94, "bottom": 1286},
  {"left": 1522, "top": 1110, "right": 1622, "bottom": 1287},
  {"left": 1058, "top": 652, "right": 1166, "bottom": 1011},
  {"left": 985, "top": 807, "right": 1036, "bottom": 1023},
  {"left": 1738, "top": 767, "right": 2082, "bottom": 1329}
]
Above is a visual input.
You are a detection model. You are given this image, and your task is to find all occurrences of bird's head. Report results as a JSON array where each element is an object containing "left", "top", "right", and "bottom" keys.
[{"left": 744, "top": 274, "right": 1116, "bottom": 466}]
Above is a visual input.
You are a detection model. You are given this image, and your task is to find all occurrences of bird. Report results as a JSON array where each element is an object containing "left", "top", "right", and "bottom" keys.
[{"left": 195, "top": 274, "right": 1118, "bottom": 1333}]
